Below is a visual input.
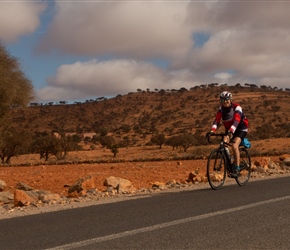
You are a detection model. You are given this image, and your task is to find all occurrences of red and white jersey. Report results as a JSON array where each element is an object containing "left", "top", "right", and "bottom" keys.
[{"left": 211, "top": 102, "right": 248, "bottom": 133}]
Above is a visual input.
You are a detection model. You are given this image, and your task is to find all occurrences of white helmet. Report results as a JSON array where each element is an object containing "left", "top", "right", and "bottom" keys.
[{"left": 220, "top": 91, "right": 232, "bottom": 100}]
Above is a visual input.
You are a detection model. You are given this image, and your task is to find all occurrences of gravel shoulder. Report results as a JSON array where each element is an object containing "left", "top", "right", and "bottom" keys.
[{"left": 1, "top": 172, "right": 289, "bottom": 220}]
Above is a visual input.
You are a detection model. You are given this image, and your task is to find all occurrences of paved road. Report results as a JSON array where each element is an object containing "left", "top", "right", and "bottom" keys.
[{"left": 1, "top": 177, "right": 290, "bottom": 249}]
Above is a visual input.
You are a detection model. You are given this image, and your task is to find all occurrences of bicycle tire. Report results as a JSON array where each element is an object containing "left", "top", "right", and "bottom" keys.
[
  {"left": 235, "top": 147, "right": 251, "bottom": 186},
  {"left": 207, "top": 149, "right": 227, "bottom": 190}
]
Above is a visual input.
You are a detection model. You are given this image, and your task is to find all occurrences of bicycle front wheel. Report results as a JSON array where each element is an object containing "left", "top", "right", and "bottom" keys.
[
  {"left": 207, "top": 149, "right": 227, "bottom": 190},
  {"left": 236, "top": 147, "right": 251, "bottom": 186}
]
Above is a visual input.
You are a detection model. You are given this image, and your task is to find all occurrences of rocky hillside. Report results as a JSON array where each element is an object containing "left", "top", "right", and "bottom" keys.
[{"left": 10, "top": 85, "right": 290, "bottom": 144}]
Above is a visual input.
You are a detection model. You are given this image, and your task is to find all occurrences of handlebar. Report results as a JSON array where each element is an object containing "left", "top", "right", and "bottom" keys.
[{"left": 206, "top": 133, "right": 231, "bottom": 145}]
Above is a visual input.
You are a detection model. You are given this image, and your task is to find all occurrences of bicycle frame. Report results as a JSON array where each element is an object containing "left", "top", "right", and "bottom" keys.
[{"left": 208, "top": 133, "right": 233, "bottom": 173}]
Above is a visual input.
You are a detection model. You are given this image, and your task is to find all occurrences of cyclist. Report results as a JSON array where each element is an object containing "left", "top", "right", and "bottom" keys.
[{"left": 208, "top": 91, "right": 248, "bottom": 177}]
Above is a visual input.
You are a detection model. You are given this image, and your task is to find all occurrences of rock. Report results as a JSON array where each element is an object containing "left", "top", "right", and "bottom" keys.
[
  {"left": 68, "top": 176, "right": 95, "bottom": 194},
  {"left": 254, "top": 157, "right": 270, "bottom": 167},
  {"left": 283, "top": 158, "right": 290, "bottom": 167},
  {"left": 166, "top": 179, "right": 176, "bottom": 188},
  {"left": 279, "top": 154, "right": 290, "bottom": 161},
  {"left": 117, "top": 183, "right": 136, "bottom": 194},
  {"left": 39, "top": 192, "right": 61, "bottom": 204},
  {"left": 268, "top": 161, "right": 278, "bottom": 170},
  {"left": 0, "top": 191, "right": 14, "bottom": 204},
  {"left": 195, "top": 176, "right": 203, "bottom": 182},
  {"left": 187, "top": 170, "right": 205, "bottom": 183},
  {"left": 15, "top": 182, "right": 34, "bottom": 191},
  {"left": 26, "top": 190, "right": 41, "bottom": 201},
  {"left": 209, "top": 173, "right": 223, "bottom": 182},
  {"left": 166, "top": 179, "right": 176, "bottom": 185},
  {"left": 179, "top": 180, "right": 188, "bottom": 185},
  {"left": 255, "top": 166, "right": 266, "bottom": 173},
  {"left": 152, "top": 181, "right": 166, "bottom": 190},
  {"left": 13, "top": 182, "right": 63, "bottom": 206},
  {"left": 104, "top": 176, "right": 135, "bottom": 194},
  {"left": 103, "top": 176, "right": 131, "bottom": 189},
  {"left": 67, "top": 191, "right": 79, "bottom": 198},
  {"left": 0, "top": 179, "right": 7, "bottom": 191},
  {"left": 14, "top": 189, "right": 36, "bottom": 207},
  {"left": 188, "top": 171, "right": 197, "bottom": 182}
]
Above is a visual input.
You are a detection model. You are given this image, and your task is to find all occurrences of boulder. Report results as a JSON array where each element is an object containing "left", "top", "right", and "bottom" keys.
[
  {"left": 67, "top": 191, "right": 79, "bottom": 198},
  {"left": 104, "top": 176, "right": 136, "bottom": 194},
  {"left": 279, "top": 154, "right": 290, "bottom": 161},
  {"left": 0, "top": 179, "right": 7, "bottom": 191},
  {"left": 283, "top": 158, "right": 290, "bottom": 167},
  {"left": 39, "top": 192, "right": 61, "bottom": 204},
  {"left": 210, "top": 173, "right": 223, "bottom": 182},
  {"left": 68, "top": 176, "right": 95, "bottom": 195},
  {"left": 14, "top": 182, "right": 62, "bottom": 206},
  {"left": 187, "top": 169, "right": 205, "bottom": 183},
  {"left": 268, "top": 161, "right": 278, "bottom": 170},
  {"left": 117, "top": 183, "right": 136, "bottom": 194},
  {"left": 166, "top": 179, "right": 176, "bottom": 187},
  {"left": 104, "top": 176, "right": 131, "bottom": 189},
  {"left": 254, "top": 157, "right": 270, "bottom": 168},
  {"left": 188, "top": 171, "right": 197, "bottom": 182},
  {"left": 152, "top": 181, "right": 166, "bottom": 190},
  {"left": 255, "top": 166, "right": 266, "bottom": 173},
  {"left": 15, "top": 182, "right": 34, "bottom": 191},
  {"left": 14, "top": 189, "right": 37, "bottom": 207},
  {"left": 0, "top": 191, "right": 14, "bottom": 204}
]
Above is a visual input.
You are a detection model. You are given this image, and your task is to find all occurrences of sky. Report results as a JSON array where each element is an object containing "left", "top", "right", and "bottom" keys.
[{"left": 1, "top": 0, "right": 290, "bottom": 104}]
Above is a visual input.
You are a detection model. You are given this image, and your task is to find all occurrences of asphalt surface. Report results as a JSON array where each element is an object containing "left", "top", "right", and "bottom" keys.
[{"left": 0, "top": 176, "right": 290, "bottom": 249}]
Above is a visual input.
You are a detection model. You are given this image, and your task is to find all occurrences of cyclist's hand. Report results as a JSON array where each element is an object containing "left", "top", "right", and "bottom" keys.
[{"left": 227, "top": 130, "right": 233, "bottom": 139}]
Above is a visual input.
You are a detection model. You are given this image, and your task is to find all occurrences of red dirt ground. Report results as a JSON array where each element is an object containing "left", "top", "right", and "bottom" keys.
[{"left": 0, "top": 138, "right": 289, "bottom": 196}]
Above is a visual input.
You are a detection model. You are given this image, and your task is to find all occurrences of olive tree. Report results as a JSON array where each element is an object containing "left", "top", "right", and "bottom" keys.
[
  {"left": 0, "top": 43, "right": 34, "bottom": 163},
  {"left": 109, "top": 144, "right": 119, "bottom": 158},
  {"left": 31, "top": 132, "right": 79, "bottom": 161},
  {"left": 150, "top": 133, "right": 166, "bottom": 149},
  {"left": 165, "top": 133, "right": 197, "bottom": 152},
  {"left": 0, "top": 126, "right": 33, "bottom": 164},
  {"left": 0, "top": 43, "right": 34, "bottom": 116}
]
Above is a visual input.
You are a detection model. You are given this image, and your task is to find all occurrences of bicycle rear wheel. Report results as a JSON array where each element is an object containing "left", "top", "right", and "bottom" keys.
[
  {"left": 207, "top": 149, "right": 226, "bottom": 190},
  {"left": 236, "top": 147, "right": 251, "bottom": 186}
]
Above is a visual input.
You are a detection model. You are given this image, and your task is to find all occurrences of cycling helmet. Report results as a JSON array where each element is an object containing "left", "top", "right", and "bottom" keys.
[{"left": 220, "top": 91, "right": 232, "bottom": 100}]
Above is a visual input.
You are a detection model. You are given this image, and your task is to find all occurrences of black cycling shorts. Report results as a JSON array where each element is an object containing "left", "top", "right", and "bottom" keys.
[{"left": 233, "top": 130, "right": 247, "bottom": 139}]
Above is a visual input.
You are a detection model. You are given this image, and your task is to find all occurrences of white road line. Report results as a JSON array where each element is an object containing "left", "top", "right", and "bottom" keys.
[{"left": 46, "top": 195, "right": 290, "bottom": 250}]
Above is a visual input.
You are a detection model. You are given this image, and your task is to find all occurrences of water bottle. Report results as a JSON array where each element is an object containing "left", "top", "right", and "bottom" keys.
[
  {"left": 230, "top": 155, "right": 234, "bottom": 164},
  {"left": 225, "top": 147, "right": 234, "bottom": 164},
  {"left": 225, "top": 147, "right": 230, "bottom": 158},
  {"left": 225, "top": 147, "right": 234, "bottom": 166}
]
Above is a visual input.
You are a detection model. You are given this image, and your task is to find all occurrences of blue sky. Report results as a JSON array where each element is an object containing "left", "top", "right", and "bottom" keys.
[{"left": 1, "top": 1, "right": 290, "bottom": 104}]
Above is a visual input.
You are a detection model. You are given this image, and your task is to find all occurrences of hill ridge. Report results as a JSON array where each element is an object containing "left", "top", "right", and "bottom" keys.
[{"left": 11, "top": 85, "right": 290, "bottom": 143}]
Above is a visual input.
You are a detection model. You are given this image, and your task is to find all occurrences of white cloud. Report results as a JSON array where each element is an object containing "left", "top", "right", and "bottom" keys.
[
  {"left": 37, "top": 1, "right": 191, "bottom": 59},
  {"left": 176, "top": 1, "right": 290, "bottom": 89},
  {"left": 37, "top": 59, "right": 182, "bottom": 102},
  {"left": 0, "top": 1, "right": 46, "bottom": 42},
  {"left": 36, "top": 59, "right": 208, "bottom": 102},
  {"left": 214, "top": 72, "right": 232, "bottom": 83}
]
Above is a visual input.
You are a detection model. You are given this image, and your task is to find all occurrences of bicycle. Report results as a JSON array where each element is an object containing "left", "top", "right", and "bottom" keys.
[{"left": 206, "top": 133, "right": 251, "bottom": 190}]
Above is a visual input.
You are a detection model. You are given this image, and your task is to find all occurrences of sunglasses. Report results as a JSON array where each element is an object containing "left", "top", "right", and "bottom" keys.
[{"left": 220, "top": 98, "right": 231, "bottom": 102}]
